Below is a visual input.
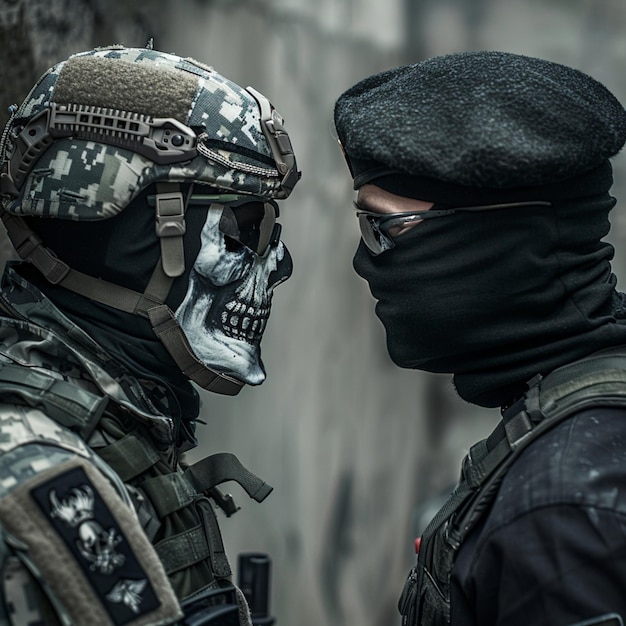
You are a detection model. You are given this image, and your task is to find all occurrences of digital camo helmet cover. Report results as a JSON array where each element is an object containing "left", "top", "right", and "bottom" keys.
[{"left": 0, "top": 46, "right": 300, "bottom": 395}]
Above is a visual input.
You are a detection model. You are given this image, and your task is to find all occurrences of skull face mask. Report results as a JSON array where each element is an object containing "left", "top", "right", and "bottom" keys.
[{"left": 175, "top": 197, "right": 292, "bottom": 385}]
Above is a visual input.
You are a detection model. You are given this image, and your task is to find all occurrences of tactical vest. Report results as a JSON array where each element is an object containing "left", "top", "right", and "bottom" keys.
[
  {"left": 0, "top": 359, "right": 270, "bottom": 605},
  {"left": 398, "top": 346, "right": 626, "bottom": 625}
]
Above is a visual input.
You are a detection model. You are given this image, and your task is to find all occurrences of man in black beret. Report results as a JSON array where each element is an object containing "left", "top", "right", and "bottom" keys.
[
  {"left": 334, "top": 51, "right": 626, "bottom": 626},
  {"left": 0, "top": 45, "right": 299, "bottom": 625}
]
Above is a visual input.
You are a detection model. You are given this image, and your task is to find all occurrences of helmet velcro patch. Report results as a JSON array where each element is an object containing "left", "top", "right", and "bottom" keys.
[{"left": 53, "top": 56, "right": 198, "bottom": 122}]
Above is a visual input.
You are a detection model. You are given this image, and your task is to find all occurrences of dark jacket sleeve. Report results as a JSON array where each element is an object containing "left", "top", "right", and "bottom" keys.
[
  {"left": 452, "top": 504, "right": 626, "bottom": 625},
  {"left": 450, "top": 407, "right": 626, "bottom": 626}
]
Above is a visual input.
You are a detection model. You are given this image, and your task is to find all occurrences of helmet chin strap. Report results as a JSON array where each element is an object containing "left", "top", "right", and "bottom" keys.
[
  {"left": 147, "top": 305, "right": 244, "bottom": 394},
  {"left": 0, "top": 183, "right": 245, "bottom": 396}
]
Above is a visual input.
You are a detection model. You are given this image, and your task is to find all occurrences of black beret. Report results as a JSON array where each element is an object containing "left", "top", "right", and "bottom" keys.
[{"left": 334, "top": 51, "right": 626, "bottom": 194}]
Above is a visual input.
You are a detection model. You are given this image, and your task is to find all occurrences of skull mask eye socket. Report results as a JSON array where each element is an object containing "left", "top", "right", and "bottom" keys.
[
  {"left": 219, "top": 201, "right": 278, "bottom": 256},
  {"left": 188, "top": 194, "right": 280, "bottom": 256}
]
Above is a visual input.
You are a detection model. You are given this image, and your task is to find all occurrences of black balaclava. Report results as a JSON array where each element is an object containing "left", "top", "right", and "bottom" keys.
[
  {"left": 335, "top": 51, "right": 626, "bottom": 408},
  {"left": 21, "top": 185, "right": 207, "bottom": 424},
  {"left": 353, "top": 164, "right": 626, "bottom": 408}
]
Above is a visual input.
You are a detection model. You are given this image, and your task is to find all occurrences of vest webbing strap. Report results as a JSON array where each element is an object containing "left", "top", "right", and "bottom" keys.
[
  {"left": 196, "top": 497, "right": 232, "bottom": 579},
  {"left": 141, "top": 452, "right": 273, "bottom": 519},
  {"left": 154, "top": 523, "right": 212, "bottom": 574},
  {"left": 405, "top": 345, "right": 626, "bottom": 625},
  {"left": 0, "top": 361, "right": 108, "bottom": 440},
  {"left": 95, "top": 429, "right": 267, "bottom": 581},
  {"left": 96, "top": 432, "right": 161, "bottom": 482},
  {"left": 154, "top": 498, "right": 232, "bottom": 580},
  {"left": 141, "top": 473, "right": 197, "bottom": 518},
  {"left": 184, "top": 452, "right": 273, "bottom": 503}
]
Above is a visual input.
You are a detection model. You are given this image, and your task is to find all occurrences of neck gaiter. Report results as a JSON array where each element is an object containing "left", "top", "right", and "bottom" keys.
[{"left": 353, "top": 192, "right": 626, "bottom": 407}]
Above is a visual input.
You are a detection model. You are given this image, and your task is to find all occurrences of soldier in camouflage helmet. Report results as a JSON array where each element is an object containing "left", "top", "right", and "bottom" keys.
[{"left": 0, "top": 45, "right": 300, "bottom": 625}]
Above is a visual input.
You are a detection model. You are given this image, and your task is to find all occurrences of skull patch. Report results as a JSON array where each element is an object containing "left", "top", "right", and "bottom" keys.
[{"left": 175, "top": 204, "right": 292, "bottom": 385}]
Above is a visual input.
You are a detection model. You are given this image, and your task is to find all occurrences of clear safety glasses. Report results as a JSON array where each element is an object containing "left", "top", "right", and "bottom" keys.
[{"left": 355, "top": 201, "right": 552, "bottom": 256}]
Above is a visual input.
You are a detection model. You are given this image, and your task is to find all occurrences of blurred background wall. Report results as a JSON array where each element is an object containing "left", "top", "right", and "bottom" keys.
[{"left": 2, "top": 1, "right": 626, "bottom": 624}]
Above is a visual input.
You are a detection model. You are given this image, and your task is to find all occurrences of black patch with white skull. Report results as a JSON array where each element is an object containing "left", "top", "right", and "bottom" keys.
[{"left": 30, "top": 466, "right": 160, "bottom": 624}]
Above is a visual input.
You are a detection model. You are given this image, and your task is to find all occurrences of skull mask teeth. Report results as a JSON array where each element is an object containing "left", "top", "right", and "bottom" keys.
[
  {"left": 221, "top": 301, "right": 270, "bottom": 341},
  {"left": 175, "top": 207, "right": 291, "bottom": 385}
]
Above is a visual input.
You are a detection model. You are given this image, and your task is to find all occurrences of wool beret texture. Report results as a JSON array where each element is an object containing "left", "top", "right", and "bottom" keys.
[{"left": 334, "top": 51, "right": 626, "bottom": 193}]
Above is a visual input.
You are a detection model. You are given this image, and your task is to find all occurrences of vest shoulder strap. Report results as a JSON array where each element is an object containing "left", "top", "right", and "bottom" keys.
[
  {"left": 0, "top": 360, "right": 108, "bottom": 440},
  {"left": 401, "top": 345, "right": 626, "bottom": 626}
]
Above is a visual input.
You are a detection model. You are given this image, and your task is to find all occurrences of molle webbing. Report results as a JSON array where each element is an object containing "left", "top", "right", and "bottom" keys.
[
  {"left": 0, "top": 361, "right": 108, "bottom": 440},
  {"left": 0, "top": 362, "right": 269, "bottom": 599},
  {"left": 96, "top": 433, "right": 162, "bottom": 482},
  {"left": 401, "top": 345, "right": 626, "bottom": 626},
  {"left": 95, "top": 430, "right": 272, "bottom": 593},
  {"left": 156, "top": 499, "right": 231, "bottom": 579}
]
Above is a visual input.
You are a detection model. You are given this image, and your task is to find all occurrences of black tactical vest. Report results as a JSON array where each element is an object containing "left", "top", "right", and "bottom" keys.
[{"left": 399, "top": 346, "right": 626, "bottom": 625}]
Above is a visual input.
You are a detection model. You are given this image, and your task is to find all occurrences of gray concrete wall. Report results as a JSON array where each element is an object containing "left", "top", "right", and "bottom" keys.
[
  {"left": 165, "top": 3, "right": 626, "bottom": 625},
  {"left": 3, "top": 1, "right": 626, "bottom": 624}
]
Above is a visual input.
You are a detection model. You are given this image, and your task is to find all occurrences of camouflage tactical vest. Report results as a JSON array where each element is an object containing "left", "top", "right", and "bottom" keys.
[{"left": 0, "top": 358, "right": 269, "bottom": 625}]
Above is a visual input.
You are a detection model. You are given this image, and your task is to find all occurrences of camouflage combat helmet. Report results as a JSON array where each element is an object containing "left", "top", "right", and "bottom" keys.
[{"left": 0, "top": 45, "right": 300, "bottom": 394}]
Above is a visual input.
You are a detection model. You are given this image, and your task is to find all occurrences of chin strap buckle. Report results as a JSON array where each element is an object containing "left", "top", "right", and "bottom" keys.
[{"left": 155, "top": 182, "right": 186, "bottom": 278}]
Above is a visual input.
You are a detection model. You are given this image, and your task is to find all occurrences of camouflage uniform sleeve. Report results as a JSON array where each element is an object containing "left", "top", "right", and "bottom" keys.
[{"left": 0, "top": 403, "right": 183, "bottom": 626}]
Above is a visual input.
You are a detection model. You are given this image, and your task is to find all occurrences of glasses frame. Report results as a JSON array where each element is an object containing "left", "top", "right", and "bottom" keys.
[{"left": 355, "top": 200, "right": 552, "bottom": 255}]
